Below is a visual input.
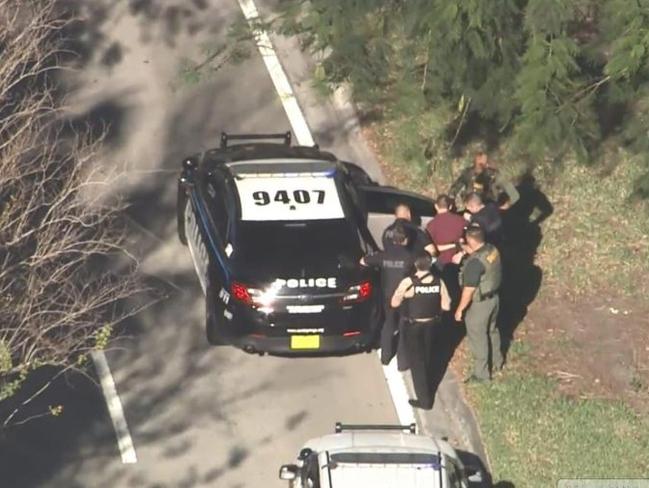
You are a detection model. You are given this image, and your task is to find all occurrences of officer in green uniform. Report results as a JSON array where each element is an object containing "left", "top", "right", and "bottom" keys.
[
  {"left": 453, "top": 223, "right": 503, "bottom": 382},
  {"left": 449, "top": 144, "right": 519, "bottom": 209}
]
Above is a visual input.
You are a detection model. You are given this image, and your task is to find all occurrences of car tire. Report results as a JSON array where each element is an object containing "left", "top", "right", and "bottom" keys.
[
  {"left": 206, "top": 284, "right": 226, "bottom": 346},
  {"left": 177, "top": 182, "right": 188, "bottom": 246}
]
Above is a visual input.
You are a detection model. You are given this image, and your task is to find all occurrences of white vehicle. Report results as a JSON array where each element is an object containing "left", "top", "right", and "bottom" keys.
[{"left": 279, "top": 423, "right": 483, "bottom": 488}]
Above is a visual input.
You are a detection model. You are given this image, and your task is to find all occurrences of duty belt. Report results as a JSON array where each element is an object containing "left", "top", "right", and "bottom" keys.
[
  {"left": 404, "top": 317, "right": 440, "bottom": 325},
  {"left": 476, "top": 290, "right": 498, "bottom": 301}
]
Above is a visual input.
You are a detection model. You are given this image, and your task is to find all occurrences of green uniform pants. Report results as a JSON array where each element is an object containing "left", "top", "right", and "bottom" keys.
[{"left": 465, "top": 295, "right": 503, "bottom": 380}]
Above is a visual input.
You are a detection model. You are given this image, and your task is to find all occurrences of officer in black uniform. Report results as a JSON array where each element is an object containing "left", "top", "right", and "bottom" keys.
[
  {"left": 361, "top": 224, "right": 415, "bottom": 369},
  {"left": 391, "top": 253, "right": 451, "bottom": 409},
  {"left": 464, "top": 192, "right": 504, "bottom": 248},
  {"left": 382, "top": 203, "right": 436, "bottom": 255}
]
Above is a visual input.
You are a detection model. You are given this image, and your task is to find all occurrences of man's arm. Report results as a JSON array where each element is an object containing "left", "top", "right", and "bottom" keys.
[
  {"left": 360, "top": 252, "right": 384, "bottom": 267},
  {"left": 440, "top": 280, "right": 451, "bottom": 312},
  {"left": 454, "top": 258, "right": 484, "bottom": 321},
  {"left": 449, "top": 168, "right": 470, "bottom": 199},
  {"left": 438, "top": 242, "right": 463, "bottom": 252},
  {"left": 495, "top": 174, "right": 520, "bottom": 207},
  {"left": 424, "top": 243, "right": 438, "bottom": 256},
  {"left": 454, "top": 286, "right": 476, "bottom": 321},
  {"left": 390, "top": 277, "right": 412, "bottom": 308}
]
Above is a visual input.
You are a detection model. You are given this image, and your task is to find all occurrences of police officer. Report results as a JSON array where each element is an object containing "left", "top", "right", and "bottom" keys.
[
  {"left": 449, "top": 145, "right": 519, "bottom": 208},
  {"left": 453, "top": 224, "right": 503, "bottom": 383},
  {"left": 464, "top": 192, "right": 504, "bottom": 248},
  {"left": 361, "top": 224, "right": 415, "bottom": 369},
  {"left": 391, "top": 253, "right": 451, "bottom": 409},
  {"left": 382, "top": 203, "right": 436, "bottom": 255}
]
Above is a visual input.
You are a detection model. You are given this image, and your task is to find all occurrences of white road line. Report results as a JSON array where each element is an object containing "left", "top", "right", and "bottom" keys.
[
  {"left": 91, "top": 350, "right": 137, "bottom": 464},
  {"left": 236, "top": 0, "right": 418, "bottom": 429},
  {"left": 378, "top": 353, "right": 417, "bottom": 426},
  {"left": 236, "top": 0, "right": 315, "bottom": 147}
]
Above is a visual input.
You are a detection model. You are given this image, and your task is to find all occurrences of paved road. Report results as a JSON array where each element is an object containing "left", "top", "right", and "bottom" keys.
[{"left": 0, "top": 1, "right": 486, "bottom": 487}]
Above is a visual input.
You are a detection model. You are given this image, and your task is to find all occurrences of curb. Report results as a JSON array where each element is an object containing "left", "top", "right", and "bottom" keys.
[{"left": 437, "top": 368, "right": 492, "bottom": 473}]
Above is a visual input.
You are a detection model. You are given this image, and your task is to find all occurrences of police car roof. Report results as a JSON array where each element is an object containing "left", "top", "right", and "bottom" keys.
[
  {"left": 202, "top": 142, "right": 337, "bottom": 168},
  {"left": 225, "top": 158, "right": 338, "bottom": 176}
]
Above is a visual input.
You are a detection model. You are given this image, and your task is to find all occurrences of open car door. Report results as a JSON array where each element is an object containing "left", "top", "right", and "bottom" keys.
[{"left": 358, "top": 185, "right": 436, "bottom": 249}]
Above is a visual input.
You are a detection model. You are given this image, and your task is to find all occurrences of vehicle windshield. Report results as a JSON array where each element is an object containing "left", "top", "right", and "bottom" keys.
[{"left": 233, "top": 219, "right": 362, "bottom": 267}]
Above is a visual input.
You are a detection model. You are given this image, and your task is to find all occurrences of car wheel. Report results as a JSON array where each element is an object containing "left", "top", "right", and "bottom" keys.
[
  {"left": 206, "top": 284, "right": 226, "bottom": 346},
  {"left": 177, "top": 183, "right": 188, "bottom": 246}
]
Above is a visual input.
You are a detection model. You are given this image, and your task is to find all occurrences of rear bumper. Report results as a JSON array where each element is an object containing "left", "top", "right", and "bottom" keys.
[{"left": 227, "top": 331, "right": 378, "bottom": 356}]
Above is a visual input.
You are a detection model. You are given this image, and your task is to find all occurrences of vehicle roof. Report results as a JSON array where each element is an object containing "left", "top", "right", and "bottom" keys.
[
  {"left": 200, "top": 143, "right": 337, "bottom": 168},
  {"left": 305, "top": 431, "right": 457, "bottom": 458},
  {"left": 308, "top": 433, "right": 456, "bottom": 488},
  {"left": 225, "top": 158, "right": 338, "bottom": 177},
  {"left": 324, "top": 463, "right": 444, "bottom": 488}
]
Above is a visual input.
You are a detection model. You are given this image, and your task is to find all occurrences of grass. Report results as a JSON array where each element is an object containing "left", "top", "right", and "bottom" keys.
[{"left": 466, "top": 372, "right": 649, "bottom": 487}]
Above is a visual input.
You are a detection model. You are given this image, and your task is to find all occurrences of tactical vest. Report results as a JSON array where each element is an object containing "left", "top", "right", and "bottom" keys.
[
  {"left": 469, "top": 168, "right": 496, "bottom": 200},
  {"left": 459, "top": 244, "right": 502, "bottom": 300},
  {"left": 405, "top": 273, "right": 442, "bottom": 320}
]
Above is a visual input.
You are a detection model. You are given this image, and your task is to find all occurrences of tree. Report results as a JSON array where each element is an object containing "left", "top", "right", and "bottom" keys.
[
  {"left": 279, "top": 0, "right": 649, "bottom": 163},
  {"left": 0, "top": 0, "right": 145, "bottom": 426}
]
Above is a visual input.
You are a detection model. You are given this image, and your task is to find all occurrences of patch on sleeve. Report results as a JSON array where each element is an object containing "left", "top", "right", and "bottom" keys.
[{"left": 486, "top": 249, "right": 499, "bottom": 263}]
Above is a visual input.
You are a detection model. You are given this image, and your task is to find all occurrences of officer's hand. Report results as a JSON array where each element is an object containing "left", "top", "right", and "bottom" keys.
[
  {"left": 454, "top": 308, "right": 464, "bottom": 323},
  {"left": 451, "top": 251, "right": 464, "bottom": 265},
  {"left": 499, "top": 202, "right": 511, "bottom": 210},
  {"left": 463, "top": 211, "right": 472, "bottom": 221}
]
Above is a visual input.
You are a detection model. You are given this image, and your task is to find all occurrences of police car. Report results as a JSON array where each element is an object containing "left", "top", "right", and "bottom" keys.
[
  {"left": 278, "top": 423, "right": 482, "bottom": 487},
  {"left": 177, "top": 132, "right": 434, "bottom": 355}
]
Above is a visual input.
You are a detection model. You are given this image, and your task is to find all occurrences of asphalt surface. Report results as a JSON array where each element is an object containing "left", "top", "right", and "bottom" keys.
[{"left": 0, "top": 1, "right": 488, "bottom": 487}]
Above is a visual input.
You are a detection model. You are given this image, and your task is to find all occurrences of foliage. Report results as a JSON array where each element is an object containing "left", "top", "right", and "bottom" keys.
[
  {"left": 279, "top": 0, "right": 649, "bottom": 168},
  {"left": 0, "top": 0, "right": 145, "bottom": 426}
]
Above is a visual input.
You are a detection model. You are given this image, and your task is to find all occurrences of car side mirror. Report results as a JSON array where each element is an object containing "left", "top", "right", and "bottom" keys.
[{"left": 279, "top": 464, "right": 299, "bottom": 481}]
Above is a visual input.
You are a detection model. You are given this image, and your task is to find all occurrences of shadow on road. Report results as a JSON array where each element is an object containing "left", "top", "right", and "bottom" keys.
[{"left": 0, "top": 368, "right": 116, "bottom": 488}]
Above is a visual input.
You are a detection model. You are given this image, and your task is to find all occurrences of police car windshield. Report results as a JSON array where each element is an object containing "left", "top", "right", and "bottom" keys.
[{"left": 235, "top": 220, "right": 361, "bottom": 265}]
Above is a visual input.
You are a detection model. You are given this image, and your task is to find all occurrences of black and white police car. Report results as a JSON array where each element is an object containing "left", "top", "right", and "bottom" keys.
[
  {"left": 177, "top": 132, "right": 434, "bottom": 355},
  {"left": 278, "top": 423, "right": 483, "bottom": 487}
]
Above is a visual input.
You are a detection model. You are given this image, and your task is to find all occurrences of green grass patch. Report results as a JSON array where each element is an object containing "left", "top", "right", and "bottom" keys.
[{"left": 468, "top": 372, "right": 649, "bottom": 487}]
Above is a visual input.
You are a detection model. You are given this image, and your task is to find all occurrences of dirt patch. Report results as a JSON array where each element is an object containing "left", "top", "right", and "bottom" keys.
[{"left": 519, "top": 292, "right": 649, "bottom": 412}]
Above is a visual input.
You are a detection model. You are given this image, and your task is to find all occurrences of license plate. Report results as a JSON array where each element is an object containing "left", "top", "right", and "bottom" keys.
[{"left": 290, "top": 335, "right": 321, "bottom": 350}]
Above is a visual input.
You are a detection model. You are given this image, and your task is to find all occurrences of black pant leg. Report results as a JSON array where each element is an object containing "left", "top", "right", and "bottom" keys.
[
  {"left": 380, "top": 303, "right": 399, "bottom": 365},
  {"left": 396, "top": 318, "right": 410, "bottom": 371},
  {"left": 405, "top": 324, "right": 434, "bottom": 408}
]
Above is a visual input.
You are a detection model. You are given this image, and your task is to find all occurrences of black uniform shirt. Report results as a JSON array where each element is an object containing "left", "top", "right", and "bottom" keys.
[
  {"left": 382, "top": 219, "right": 432, "bottom": 254},
  {"left": 363, "top": 246, "right": 415, "bottom": 298},
  {"left": 470, "top": 203, "right": 503, "bottom": 245}
]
